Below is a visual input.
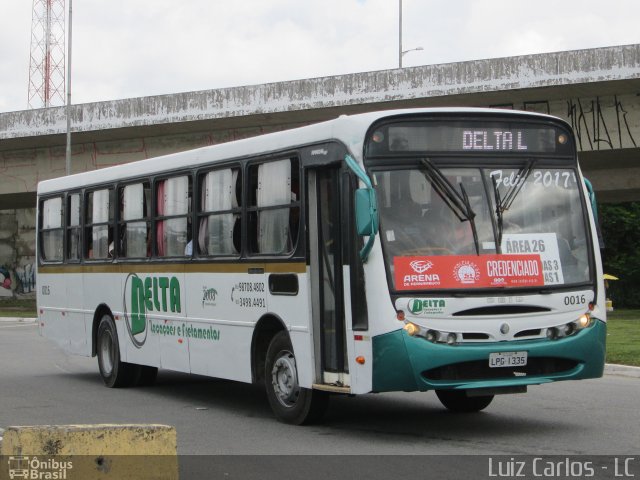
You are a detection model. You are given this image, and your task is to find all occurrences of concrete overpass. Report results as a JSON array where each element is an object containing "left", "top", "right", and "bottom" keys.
[{"left": 1, "top": 43, "right": 640, "bottom": 295}]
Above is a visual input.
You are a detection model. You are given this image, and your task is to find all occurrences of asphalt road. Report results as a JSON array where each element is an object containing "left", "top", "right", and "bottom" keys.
[{"left": 1, "top": 320, "right": 638, "bottom": 478}]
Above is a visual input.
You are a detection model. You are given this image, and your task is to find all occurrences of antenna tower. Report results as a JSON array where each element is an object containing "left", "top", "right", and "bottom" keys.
[{"left": 28, "top": 0, "right": 66, "bottom": 108}]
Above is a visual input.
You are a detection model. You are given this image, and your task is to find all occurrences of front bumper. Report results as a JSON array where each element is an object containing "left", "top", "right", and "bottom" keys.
[{"left": 372, "top": 319, "right": 606, "bottom": 392}]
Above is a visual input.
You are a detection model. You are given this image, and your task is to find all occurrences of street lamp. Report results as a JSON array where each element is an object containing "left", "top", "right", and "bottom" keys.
[
  {"left": 398, "top": 0, "right": 423, "bottom": 68},
  {"left": 401, "top": 46, "right": 424, "bottom": 67},
  {"left": 398, "top": 0, "right": 402, "bottom": 67},
  {"left": 65, "top": 0, "right": 73, "bottom": 175}
]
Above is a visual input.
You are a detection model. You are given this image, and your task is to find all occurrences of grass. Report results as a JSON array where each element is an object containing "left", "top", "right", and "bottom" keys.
[
  {"left": 0, "top": 298, "right": 36, "bottom": 318},
  {"left": 1, "top": 298, "right": 638, "bottom": 366},
  {"left": 606, "top": 309, "right": 640, "bottom": 367}
]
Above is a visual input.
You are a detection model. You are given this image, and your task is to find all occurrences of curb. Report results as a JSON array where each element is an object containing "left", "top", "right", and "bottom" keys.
[
  {"left": 0, "top": 317, "right": 37, "bottom": 323},
  {"left": 604, "top": 363, "right": 640, "bottom": 378}
]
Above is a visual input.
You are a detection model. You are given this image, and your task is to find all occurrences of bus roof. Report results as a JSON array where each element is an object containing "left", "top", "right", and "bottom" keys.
[{"left": 37, "top": 107, "right": 562, "bottom": 195}]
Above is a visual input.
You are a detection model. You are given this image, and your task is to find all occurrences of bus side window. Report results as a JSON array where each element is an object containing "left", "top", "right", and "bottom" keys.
[
  {"left": 197, "top": 167, "right": 241, "bottom": 256},
  {"left": 156, "top": 176, "right": 191, "bottom": 257},
  {"left": 120, "top": 182, "right": 150, "bottom": 258},
  {"left": 40, "top": 196, "right": 63, "bottom": 261},
  {"left": 248, "top": 158, "right": 300, "bottom": 255},
  {"left": 66, "top": 193, "right": 81, "bottom": 261},
  {"left": 85, "top": 189, "right": 114, "bottom": 260}
]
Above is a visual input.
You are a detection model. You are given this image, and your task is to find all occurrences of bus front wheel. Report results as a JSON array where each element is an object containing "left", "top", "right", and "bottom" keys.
[
  {"left": 265, "top": 331, "right": 328, "bottom": 425},
  {"left": 436, "top": 389, "right": 494, "bottom": 412},
  {"left": 97, "top": 314, "right": 139, "bottom": 388}
]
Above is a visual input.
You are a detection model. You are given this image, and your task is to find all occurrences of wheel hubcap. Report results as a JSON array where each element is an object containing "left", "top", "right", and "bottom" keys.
[
  {"left": 100, "top": 329, "right": 114, "bottom": 376},
  {"left": 271, "top": 351, "right": 300, "bottom": 408}
]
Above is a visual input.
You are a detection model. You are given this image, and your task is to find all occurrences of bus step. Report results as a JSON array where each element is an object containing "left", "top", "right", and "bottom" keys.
[{"left": 312, "top": 383, "right": 351, "bottom": 394}]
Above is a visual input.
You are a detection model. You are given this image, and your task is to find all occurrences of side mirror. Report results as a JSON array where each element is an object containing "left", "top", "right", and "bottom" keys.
[
  {"left": 355, "top": 188, "right": 379, "bottom": 237},
  {"left": 344, "top": 153, "right": 378, "bottom": 262}
]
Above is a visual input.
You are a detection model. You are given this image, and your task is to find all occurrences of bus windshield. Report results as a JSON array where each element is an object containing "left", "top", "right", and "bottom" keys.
[{"left": 373, "top": 164, "right": 592, "bottom": 292}]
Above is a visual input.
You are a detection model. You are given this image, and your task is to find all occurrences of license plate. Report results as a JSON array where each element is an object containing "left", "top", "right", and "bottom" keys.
[{"left": 489, "top": 351, "right": 528, "bottom": 368}]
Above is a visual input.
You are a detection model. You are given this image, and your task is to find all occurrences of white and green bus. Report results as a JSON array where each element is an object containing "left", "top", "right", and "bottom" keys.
[{"left": 37, "top": 108, "right": 606, "bottom": 424}]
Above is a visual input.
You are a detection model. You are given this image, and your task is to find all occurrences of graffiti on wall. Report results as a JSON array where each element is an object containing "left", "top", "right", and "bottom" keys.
[
  {"left": 15, "top": 263, "right": 35, "bottom": 293},
  {"left": 0, "top": 264, "right": 35, "bottom": 297},
  {"left": 566, "top": 96, "right": 638, "bottom": 151},
  {"left": 498, "top": 94, "right": 640, "bottom": 153}
]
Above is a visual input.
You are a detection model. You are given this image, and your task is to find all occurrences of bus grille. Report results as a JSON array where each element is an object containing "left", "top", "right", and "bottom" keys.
[{"left": 422, "top": 357, "right": 579, "bottom": 382}]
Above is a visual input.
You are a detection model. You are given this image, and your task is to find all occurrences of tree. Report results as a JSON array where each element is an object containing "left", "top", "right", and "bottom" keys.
[{"left": 599, "top": 202, "right": 640, "bottom": 307}]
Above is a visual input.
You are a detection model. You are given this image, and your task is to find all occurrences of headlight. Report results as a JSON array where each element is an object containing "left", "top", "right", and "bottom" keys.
[
  {"left": 403, "top": 322, "right": 459, "bottom": 345},
  {"left": 425, "top": 329, "right": 438, "bottom": 342},
  {"left": 403, "top": 322, "right": 420, "bottom": 336},
  {"left": 575, "top": 313, "right": 592, "bottom": 329},
  {"left": 546, "top": 313, "right": 593, "bottom": 340}
]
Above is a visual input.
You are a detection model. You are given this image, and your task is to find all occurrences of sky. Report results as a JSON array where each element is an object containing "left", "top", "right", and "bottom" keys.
[{"left": 1, "top": 0, "right": 640, "bottom": 113}]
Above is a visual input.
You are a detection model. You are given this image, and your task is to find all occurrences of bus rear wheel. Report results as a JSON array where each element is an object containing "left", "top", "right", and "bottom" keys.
[
  {"left": 265, "top": 331, "right": 328, "bottom": 425},
  {"left": 435, "top": 389, "right": 494, "bottom": 412},
  {"left": 97, "top": 314, "right": 139, "bottom": 388}
]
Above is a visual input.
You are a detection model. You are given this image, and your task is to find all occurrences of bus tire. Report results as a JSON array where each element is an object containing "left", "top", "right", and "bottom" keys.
[
  {"left": 97, "top": 314, "right": 139, "bottom": 388},
  {"left": 265, "top": 331, "right": 328, "bottom": 425},
  {"left": 435, "top": 389, "right": 494, "bottom": 412}
]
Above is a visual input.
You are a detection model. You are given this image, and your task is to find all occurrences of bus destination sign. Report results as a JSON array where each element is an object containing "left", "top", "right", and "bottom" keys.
[
  {"left": 368, "top": 121, "right": 568, "bottom": 155},
  {"left": 462, "top": 129, "right": 528, "bottom": 151}
]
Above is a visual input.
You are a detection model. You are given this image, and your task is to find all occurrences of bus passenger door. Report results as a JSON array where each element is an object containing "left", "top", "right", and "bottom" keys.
[{"left": 308, "top": 167, "right": 349, "bottom": 386}]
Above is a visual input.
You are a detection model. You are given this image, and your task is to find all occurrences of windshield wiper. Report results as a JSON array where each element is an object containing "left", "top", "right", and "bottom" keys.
[
  {"left": 459, "top": 182, "right": 480, "bottom": 255},
  {"left": 420, "top": 158, "right": 480, "bottom": 255},
  {"left": 492, "top": 159, "right": 535, "bottom": 252}
]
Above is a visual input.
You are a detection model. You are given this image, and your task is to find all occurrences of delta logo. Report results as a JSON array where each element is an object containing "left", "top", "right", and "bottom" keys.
[
  {"left": 123, "top": 273, "right": 182, "bottom": 348},
  {"left": 408, "top": 298, "right": 446, "bottom": 315}
]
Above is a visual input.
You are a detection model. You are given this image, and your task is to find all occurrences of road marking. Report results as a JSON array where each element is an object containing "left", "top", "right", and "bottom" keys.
[{"left": 54, "top": 363, "right": 72, "bottom": 373}]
